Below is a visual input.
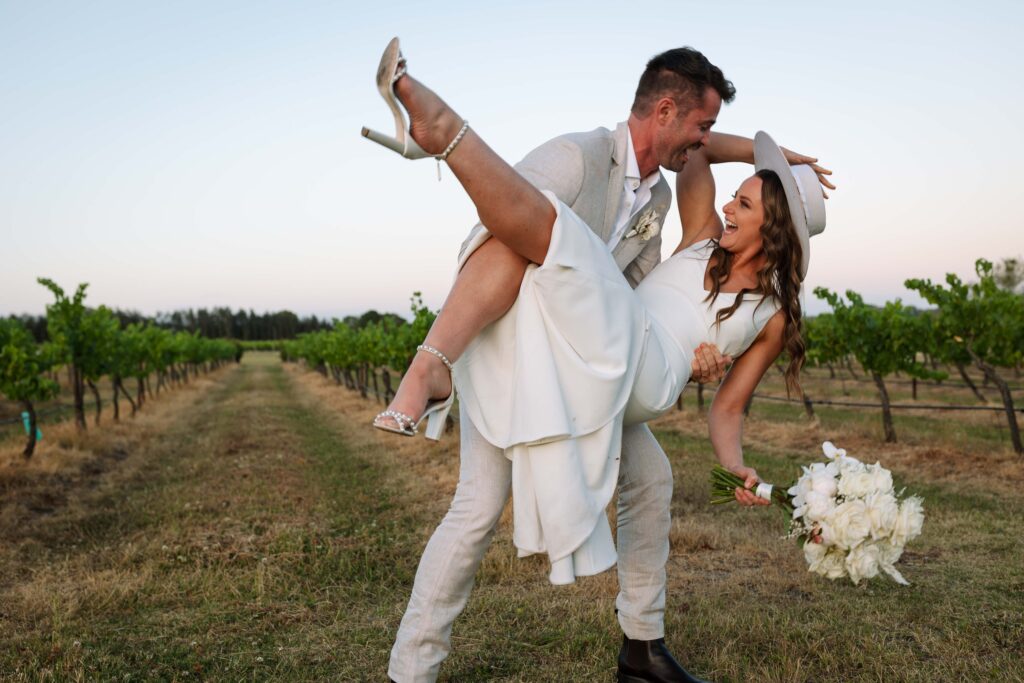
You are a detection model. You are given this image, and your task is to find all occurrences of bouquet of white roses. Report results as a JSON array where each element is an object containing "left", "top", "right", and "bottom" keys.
[{"left": 710, "top": 441, "right": 924, "bottom": 585}]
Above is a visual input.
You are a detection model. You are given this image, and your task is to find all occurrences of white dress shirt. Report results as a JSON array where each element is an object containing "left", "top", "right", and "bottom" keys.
[{"left": 607, "top": 125, "right": 662, "bottom": 250}]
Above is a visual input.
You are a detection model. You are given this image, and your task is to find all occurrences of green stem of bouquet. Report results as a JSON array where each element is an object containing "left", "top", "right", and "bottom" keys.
[{"left": 709, "top": 464, "right": 794, "bottom": 513}]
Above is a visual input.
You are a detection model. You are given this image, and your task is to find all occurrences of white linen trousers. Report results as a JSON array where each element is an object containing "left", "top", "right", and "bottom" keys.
[{"left": 387, "top": 407, "right": 673, "bottom": 683}]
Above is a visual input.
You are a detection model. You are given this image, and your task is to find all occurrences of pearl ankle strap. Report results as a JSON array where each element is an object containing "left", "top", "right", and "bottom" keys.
[
  {"left": 435, "top": 120, "right": 469, "bottom": 180},
  {"left": 417, "top": 344, "right": 454, "bottom": 372}
]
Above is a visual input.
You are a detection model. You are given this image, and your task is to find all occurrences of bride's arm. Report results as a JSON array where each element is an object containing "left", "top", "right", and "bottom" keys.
[
  {"left": 707, "top": 311, "right": 787, "bottom": 506},
  {"left": 674, "top": 149, "right": 722, "bottom": 251}
]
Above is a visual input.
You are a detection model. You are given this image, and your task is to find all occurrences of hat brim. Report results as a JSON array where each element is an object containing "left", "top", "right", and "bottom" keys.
[{"left": 753, "top": 131, "right": 825, "bottom": 280}]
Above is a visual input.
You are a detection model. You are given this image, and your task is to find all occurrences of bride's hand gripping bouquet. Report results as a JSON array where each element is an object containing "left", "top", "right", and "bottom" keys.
[{"left": 710, "top": 442, "right": 924, "bottom": 585}]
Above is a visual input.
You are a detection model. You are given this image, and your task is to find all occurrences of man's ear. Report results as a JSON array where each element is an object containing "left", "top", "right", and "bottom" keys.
[{"left": 655, "top": 96, "right": 677, "bottom": 125}]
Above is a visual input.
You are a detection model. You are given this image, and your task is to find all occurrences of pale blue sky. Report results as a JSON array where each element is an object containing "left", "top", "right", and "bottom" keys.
[{"left": 2, "top": 1, "right": 1022, "bottom": 319}]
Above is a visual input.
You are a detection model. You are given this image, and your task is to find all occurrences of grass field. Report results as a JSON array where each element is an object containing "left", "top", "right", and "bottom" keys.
[{"left": 1, "top": 353, "right": 1022, "bottom": 681}]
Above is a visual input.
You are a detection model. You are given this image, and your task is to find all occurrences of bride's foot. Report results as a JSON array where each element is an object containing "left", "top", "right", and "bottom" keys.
[
  {"left": 392, "top": 71, "right": 466, "bottom": 157},
  {"left": 363, "top": 38, "right": 471, "bottom": 163},
  {"left": 374, "top": 350, "right": 453, "bottom": 434}
]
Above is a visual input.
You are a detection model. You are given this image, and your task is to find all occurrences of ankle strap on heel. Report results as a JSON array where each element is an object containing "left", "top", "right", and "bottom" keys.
[
  {"left": 435, "top": 120, "right": 469, "bottom": 180},
  {"left": 417, "top": 344, "right": 454, "bottom": 372},
  {"left": 438, "top": 121, "right": 469, "bottom": 161}
]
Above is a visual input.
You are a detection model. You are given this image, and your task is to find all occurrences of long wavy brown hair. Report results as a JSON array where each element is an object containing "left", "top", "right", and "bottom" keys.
[{"left": 704, "top": 169, "right": 805, "bottom": 394}]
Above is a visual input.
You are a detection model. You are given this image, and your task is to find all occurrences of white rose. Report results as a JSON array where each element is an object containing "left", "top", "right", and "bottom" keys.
[
  {"left": 877, "top": 541, "right": 910, "bottom": 585},
  {"left": 803, "top": 539, "right": 827, "bottom": 565},
  {"left": 791, "top": 463, "right": 838, "bottom": 517},
  {"left": 803, "top": 541, "right": 842, "bottom": 579},
  {"left": 866, "top": 462, "right": 894, "bottom": 494},
  {"left": 824, "top": 500, "right": 871, "bottom": 550},
  {"left": 837, "top": 455, "right": 865, "bottom": 478},
  {"left": 863, "top": 491, "right": 899, "bottom": 540},
  {"left": 809, "top": 470, "right": 838, "bottom": 498},
  {"left": 788, "top": 474, "right": 813, "bottom": 515},
  {"left": 807, "top": 461, "right": 839, "bottom": 478},
  {"left": 804, "top": 491, "right": 835, "bottom": 522},
  {"left": 838, "top": 470, "right": 874, "bottom": 499},
  {"left": 891, "top": 496, "right": 925, "bottom": 547},
  {"left": 878, "top": 540, "right": 903, "bottom": 566},
  {"left": 845, "top": 542, "right": 882, "bottom": 585},
  {"left": 787, "top": 477, "right": 809, "bottom": 500},
  {"left": 807, "top": 546, "right": 847, "bottom": 580}
]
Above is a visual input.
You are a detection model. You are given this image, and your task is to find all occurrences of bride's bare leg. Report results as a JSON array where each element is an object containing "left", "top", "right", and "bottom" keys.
[
  {"left": 375, "top": 67, "right": 556, "bottom": 429},
  {"left": 393, "top": 73, "right": 556, "bottom": 265},
  {"left": 382, "top": 240, "right": 528, "bottom": 425}
]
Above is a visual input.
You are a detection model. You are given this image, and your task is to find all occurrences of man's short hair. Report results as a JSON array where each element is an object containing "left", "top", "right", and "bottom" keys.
[{"left": 631, "top": 47, "right": 736, "bottom": 117}]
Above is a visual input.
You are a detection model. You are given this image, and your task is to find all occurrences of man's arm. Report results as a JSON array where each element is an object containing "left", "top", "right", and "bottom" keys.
[
  {"left": 705, "top": 132, "right": 835, "bottom": 195},
  {"left": 514, "top": 137, "right": 587, "bottom": 206}
]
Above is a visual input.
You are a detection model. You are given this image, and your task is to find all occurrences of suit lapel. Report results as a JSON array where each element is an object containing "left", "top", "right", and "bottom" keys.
[
  {"left": 600, "top": 122, "right": 630, "bottom": 243},
  {"left": 611, "top": 175, "right": 672, "bottom": 268},
  {"left": 648, "top": 177, "right": 671, "bottom": 221}
]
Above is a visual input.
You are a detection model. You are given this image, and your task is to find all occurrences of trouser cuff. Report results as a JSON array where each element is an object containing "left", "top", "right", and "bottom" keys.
[{"left": 616, "top": 609, "right": 664, "bottom": 641}]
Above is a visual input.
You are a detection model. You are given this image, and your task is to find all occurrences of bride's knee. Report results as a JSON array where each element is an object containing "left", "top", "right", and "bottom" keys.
[{"left": 463, "top": 239, "right": 529, "bottom": 310}]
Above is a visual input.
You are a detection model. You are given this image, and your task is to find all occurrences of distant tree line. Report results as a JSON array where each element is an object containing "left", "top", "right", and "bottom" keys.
[{"left": 2, "top": 307, "right": 395, "bottom": 343}]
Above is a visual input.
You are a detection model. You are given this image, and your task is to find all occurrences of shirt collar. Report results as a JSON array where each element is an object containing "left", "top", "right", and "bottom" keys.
[
  {"left": 624, "top": 123, "right": 661, "bottom": 186},
  {"left": 625, "top": 126, "right": 641, "bottom": 182}
]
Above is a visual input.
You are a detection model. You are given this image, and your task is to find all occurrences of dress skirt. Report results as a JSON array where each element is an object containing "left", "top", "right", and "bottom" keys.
[{"left": 453, "top": 192, "right": 692, "bottom": 584}]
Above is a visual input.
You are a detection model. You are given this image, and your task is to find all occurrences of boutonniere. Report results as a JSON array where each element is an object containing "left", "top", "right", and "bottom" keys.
[{"left": 624, "top": 208, "right": 661, "bottom": 242}]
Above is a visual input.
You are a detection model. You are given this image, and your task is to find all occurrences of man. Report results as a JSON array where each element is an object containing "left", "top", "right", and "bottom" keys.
[{"left": 386, "top": 47, "right": 738, "bottom": 683}]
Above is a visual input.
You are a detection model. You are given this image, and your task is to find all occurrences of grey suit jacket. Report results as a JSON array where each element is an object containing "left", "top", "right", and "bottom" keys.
[{"left": 459, "top": 122, "right": 672, "bottom": 288}]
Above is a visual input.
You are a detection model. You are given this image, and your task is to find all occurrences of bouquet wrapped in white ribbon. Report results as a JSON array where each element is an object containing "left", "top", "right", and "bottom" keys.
[{"left": 710, "top": 442, "right": 924, "bottom": 585}]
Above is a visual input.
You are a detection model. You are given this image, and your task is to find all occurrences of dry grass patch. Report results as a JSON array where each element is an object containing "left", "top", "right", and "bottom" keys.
[{"left": 286, "top": 361, "right": 1024, "bottom": 681}]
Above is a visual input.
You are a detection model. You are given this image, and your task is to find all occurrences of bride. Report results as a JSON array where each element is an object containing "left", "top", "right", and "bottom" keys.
[{"left": 363, "top": 39, "right": 827, "bottom": 584}]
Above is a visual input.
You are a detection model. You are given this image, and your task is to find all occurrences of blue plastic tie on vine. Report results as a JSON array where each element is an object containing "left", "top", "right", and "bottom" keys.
[{"left": 20, "top": 412, "right": 43, "bottom": 441}]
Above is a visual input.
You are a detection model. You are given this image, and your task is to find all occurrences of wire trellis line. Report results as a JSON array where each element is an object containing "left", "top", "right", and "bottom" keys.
[{"left": 742, "top": 392, "right": 1024, "bottom": 413}]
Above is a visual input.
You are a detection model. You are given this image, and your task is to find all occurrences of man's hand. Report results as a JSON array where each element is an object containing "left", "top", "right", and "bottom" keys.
[
  {"left": 690, "top": 342, "right": 731, "bottom": 384},
  {"left": 780, "top": 148, "right": 835, "bottom": 198},
  {"left": 728, "top": 465, "right": 771, "bottom": 507}
]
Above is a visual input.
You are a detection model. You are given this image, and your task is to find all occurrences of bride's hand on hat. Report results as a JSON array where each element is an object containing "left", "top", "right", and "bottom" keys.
[{"left": 780, "top": 148, "right": 835, "bottom": 198}]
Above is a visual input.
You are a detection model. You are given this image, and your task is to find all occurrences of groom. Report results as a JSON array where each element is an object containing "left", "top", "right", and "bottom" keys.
[{"left": 389, "top": 48, "right": 736, "bottom": 683}]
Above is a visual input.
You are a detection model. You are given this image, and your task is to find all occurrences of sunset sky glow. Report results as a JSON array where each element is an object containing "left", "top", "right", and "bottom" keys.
[{"left": 2, "top": 1, "right": 1022, "bottom": 319}]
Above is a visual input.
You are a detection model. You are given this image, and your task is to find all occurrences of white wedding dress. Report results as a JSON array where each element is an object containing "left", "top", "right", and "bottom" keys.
[{"left": 453, "top": 192, "right": 780, "bottom": 584}]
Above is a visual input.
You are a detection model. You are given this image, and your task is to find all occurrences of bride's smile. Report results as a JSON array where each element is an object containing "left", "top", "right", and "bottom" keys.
[{"left": 720, "top": 176, "right": 766, "bottom": 253}]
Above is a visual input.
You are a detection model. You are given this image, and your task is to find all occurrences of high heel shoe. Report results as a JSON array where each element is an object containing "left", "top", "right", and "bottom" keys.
[
  {"left": 373, "top": 344, "right": 455, "bottom": 441},
  {"left": 360, "top": 37, "right": 470, "bottom": 177}
]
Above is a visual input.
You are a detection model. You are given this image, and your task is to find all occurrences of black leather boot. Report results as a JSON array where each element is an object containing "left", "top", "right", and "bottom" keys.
[{"left": 617, "top": 635, "right": 712, "bottom": 683}]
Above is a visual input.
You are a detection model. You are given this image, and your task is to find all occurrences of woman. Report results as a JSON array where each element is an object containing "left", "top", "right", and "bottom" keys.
[{"left": 362, "top": 39, "right": 827, "bottom": 583}]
